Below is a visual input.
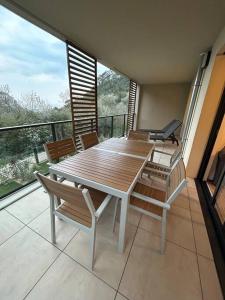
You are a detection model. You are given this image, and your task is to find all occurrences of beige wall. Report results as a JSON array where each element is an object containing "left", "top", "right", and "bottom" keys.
[
  {"left": 137, "top": 83, "right": 190, "bottom": 130},
  {"left": 186, "top": 55, "right": 225, "bottom": 178}
]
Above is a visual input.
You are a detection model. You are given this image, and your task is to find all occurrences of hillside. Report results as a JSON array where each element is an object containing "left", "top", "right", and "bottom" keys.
[{"left": 97, "top": 70, "right": 129, "bottom": 116}]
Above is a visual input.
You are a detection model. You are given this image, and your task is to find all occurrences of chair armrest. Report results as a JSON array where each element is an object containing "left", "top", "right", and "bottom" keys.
[
  {"left": 152, "top": 149, "right": 173, "bottom": 157},
  {"left": 146, "top": 161, "right": 171, "bottom": 171},
  {"left": 131, "top": 191, "right": 170, "bottom": 210},
  {"left": 95, "top": 194, "right": 113, "bottom": 219}
]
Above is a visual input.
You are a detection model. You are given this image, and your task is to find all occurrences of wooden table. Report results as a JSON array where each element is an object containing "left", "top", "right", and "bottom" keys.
[
  {"left": 49, "top": 139, "right": 154, "bottom": 252},
  {"left": 93, "top": 137, "right": 154, "bottom": 158}
]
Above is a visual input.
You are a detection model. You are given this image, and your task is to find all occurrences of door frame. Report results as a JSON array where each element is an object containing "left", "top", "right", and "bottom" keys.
[{"left": 196, "top": 87, "right": 225, "bottom": 298}]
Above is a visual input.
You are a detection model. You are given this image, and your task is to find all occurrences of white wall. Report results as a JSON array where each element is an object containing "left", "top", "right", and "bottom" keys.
[
  {"left": 184, "top": 25, "right": 225, "bottom": 169},
  {"left": 137, "top": 83, "right": 190, "bottom": 130}
]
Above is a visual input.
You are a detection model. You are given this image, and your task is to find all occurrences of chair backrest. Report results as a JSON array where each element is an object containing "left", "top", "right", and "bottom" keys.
[
  {"left": 44, "top": 138, "right": 76, "bottom": 163},
  {"left": 35, "top": 172, "right": 94, "bottom": 218},
  {"left": 79, "top": 132, "right": 99, "bottom": 150},
  {"left": 162, "top": 120, "right": 182, "bottom": 139},
  {"left": 166, "top": 157, "right": 186, "bottom": 205},
  {"left": 161, "top": 120, "right": 177, "bottom": 131},
  {"left": 170, "top": 149, "right": 182, "bottom": 167},
  {"left": 128, "top": 130, "right": 149, "bottom": 142}
]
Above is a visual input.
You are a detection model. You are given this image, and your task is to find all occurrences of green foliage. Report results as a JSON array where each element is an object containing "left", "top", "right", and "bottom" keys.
[
  {"left": 0, "top": 70, "right": 129, "bottom": 197},
  {"left": 98, "top": 70, "right": 129, "bottom": 116}
]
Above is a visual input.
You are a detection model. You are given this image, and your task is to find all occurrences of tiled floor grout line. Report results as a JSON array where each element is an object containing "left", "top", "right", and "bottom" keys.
[
  {"left": 23, "top": 251, "right": 63, "bottom": 300},
  {"left": 22, "top": 227, "right": 82, "bottom": 299},
  {"left": 0, "top": 223, "right": 26, "bottom": 248},
  {"left": 114, "top": 215, "right": 142, "bottom": 300},
  {"left": 187, "top": 184, "right": 204, "bottom": 300},
  {"left": 63, "top": 251, "right": 117, "bottom": 292},
  {"left": 4, "top": 209, "right": 28, "bottom": 226},
  {"left": 138, "top": 220, "right": 199, "bottom": 255},
  {"left": 5, "top": 205, "right": 49, "bottom": 227}
]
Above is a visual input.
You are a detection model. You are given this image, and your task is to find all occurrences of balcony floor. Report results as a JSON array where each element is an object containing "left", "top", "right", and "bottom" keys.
[{"left": 0, "top": 143, "right": 223, "bottom": 300}]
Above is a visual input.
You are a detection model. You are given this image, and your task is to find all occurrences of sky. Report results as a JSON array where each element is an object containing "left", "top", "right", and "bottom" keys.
[{"left": 0, "top": 5, "right": 108, "bottom": 107}]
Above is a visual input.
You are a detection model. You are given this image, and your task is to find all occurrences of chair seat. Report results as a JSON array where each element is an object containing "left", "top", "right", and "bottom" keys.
[
  {"left": 56, "top": 188, "right": 107, "bottom": 227},
  {"left": 130, "top": 182, "right": 166, "bottom": 216}
]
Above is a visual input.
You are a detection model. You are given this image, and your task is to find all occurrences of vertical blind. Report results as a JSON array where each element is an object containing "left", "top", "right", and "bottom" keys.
[
  {"left": 66, "top": 41, "right": 98, "bottom": 150},
  {"left": 127, "top": 80, "right": 137, "bottom": 132}
]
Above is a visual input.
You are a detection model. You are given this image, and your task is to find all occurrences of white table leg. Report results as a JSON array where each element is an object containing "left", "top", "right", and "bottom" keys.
[{"left": 118, "top": 194, "right": 129, "bottom": 253}]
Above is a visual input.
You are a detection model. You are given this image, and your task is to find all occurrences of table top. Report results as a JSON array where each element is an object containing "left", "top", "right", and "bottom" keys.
[
  {"left": 49, "top": 148, "right": 148, "bottom": 195},
  {"left": 49, "top": 138, "right": 154, "bottom": 196},
  {"left": 93, "top": 138, "right": 154, "bottom": 158}
]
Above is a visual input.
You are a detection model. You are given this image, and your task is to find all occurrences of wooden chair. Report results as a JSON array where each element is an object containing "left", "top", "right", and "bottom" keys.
[
  {"left": 44, "top": 137, "right": 76, "bottom": 164},
  {"left": 34, "top": 171, "right": 113, "bottom": 270},
  {"left": 44, "top": 137, "right": 77, "bottom": 205},
  {"left": 144, "top": 148, "right": 182, "bottom": 180},
  {"left": 140, "top": 120, "right": 182, "bottom": 145},
  {"left": 113, "top": 157, "right": 187, "bottom": 253},
  {"left": 127, "top": 130, "right": 149, "bottom": 142},
  {"left": 79, "top": 132, "right": 99, "bottom": 150}
]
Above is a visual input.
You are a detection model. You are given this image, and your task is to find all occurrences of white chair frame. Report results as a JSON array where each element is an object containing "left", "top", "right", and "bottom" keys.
[
  {"left": 35, "top": 171, "right": 113, "bottom": 270},
  {"left": 144, "top": 149, "right": 182, "bottom": 180},
  {"left": 113, "top": 158, "right": 187, "bottom": 254}
]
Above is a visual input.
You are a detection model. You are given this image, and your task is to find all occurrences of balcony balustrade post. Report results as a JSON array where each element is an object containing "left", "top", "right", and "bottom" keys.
[
  {"left": 33, "top": 146, "right": 39, "bottom": 164},
  {"left": 50, "top": 123, "right": 57, "bottom": 141},
  {"left": 111, "top": 116, "right": 114, "bottom": 137},
  {"left": 123, "top": 114, "right": 126, "bottom": 137}
]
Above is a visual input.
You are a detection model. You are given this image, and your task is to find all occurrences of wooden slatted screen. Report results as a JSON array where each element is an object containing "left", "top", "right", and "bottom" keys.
[
  {"left": 66, "top": 41, "right": 97, "bottom": 150},
  {"left": 127, "top": 80, "right": 137, "bottom": 132}
]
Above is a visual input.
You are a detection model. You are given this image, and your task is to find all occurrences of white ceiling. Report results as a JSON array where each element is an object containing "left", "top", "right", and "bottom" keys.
[{"left": 3, "top": 0, "right": 225, "bottom": 84}]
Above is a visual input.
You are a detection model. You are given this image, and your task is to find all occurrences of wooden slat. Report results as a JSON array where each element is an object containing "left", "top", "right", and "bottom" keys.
[
  {"left": 44, "top": 138, "right": 76, "bottom": 162},
  {"left": 127, "top": 80, "right": 137, "bottom": 132},
  {"left": 127, "top": 130, "right": 149, "bottom": 142},
  {"left": 67, "top": 40, "right": 98, "bottom": 150},
  {"left": 51, "top": 148, "right": 145, "bottom": 192},
  {"left": 130, "top": 182, "right": 165, "bottom": 216},
  {"left": 94, "top": 138, "right": 153, "bottom": 157}
]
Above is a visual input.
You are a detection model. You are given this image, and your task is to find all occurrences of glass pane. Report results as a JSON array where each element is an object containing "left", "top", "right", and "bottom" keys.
[
  {"left": 0, "top": 125, "right": 53, "bottom": 198},
  {"left": 214, "top": 174, "right": 225, "bottom": 223},
  {"left": 205, "top": 116, "right": 225, "bottom": 195}
]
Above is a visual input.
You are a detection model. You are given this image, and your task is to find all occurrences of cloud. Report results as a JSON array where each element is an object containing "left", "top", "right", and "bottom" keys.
[
  {"left": 0, "top": 5, "right": 68, "bottom": 106},
  {"left": 0, "top": 5, "right": 109, "bottom": 107}
]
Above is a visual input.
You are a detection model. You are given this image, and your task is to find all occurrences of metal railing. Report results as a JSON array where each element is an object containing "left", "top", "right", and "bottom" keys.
[{"left": 0, "top": 114, "right": 127, "bottom": 199}]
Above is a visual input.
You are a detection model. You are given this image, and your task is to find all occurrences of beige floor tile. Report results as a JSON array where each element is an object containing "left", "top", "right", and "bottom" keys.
[
  {"left": 119, "top": 229, "right": 202, "bottom": 300},
  {"left": 28, "top": 208, "right": 79, "bottom": 250},
  {"left": 26, "top": 253, "right": 116, "bottom": 300},
  {"left": 0, "top": 227, "right": 59, "bottom": 300},
  {"left": 6, "top": 188, "right": 49, "bottom": 224},
  {"left": 189, "top": 188, "right": 200, "bottom": 202},
  {"left": 190, "top": 199, "right": 202, "bottom": 213},
  {"left": 127, "top": 208, "right": 142, "bottom": 227},
  {"left": 116, "top": 293, "right": 128, "bottom": 300},
  {"left": 170, "top": 204, "right": 191, "bottom": 220},
  {"left": 0, "top": 209, "right": 24, "bottom": 245},
  {"left": 114, "top": 202, "right": 142, "bottom": 227},
  {"left": 191, "top": 210, "right": 205, "bottom": 225},
  {"left": 198, "top": 255, "right": 223, "bottom": 300},
  {"left": 193, "top": 223, "right": 213, "bottom": 259},
  {"left": 187, "top": 177, "right": 196, "bottom": 188},
  {"left": 173, "top": 193, "right": 190, "bottom": 210},
  {"left": 64, "top": 213, "right": 137, "bottom": 289},
  {"left": 139, "top": 212, "right": 195, "bottom": 251}
]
